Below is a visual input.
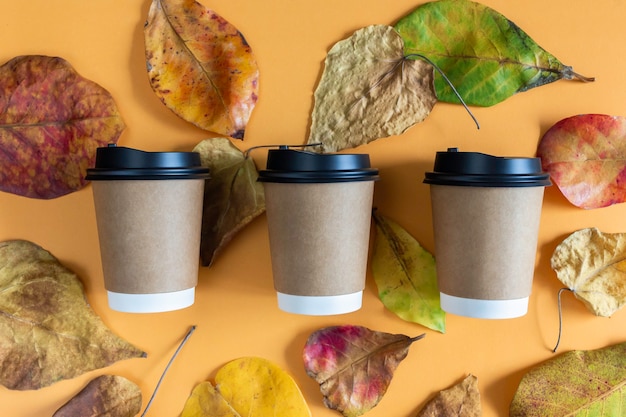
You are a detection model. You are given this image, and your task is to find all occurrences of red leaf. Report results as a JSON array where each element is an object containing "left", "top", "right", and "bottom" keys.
[
  {"left": 537, "top": 114, "right": 626, "bottom": 209},
  {"left": 303, "top": 325, "right": 424, "bottom": 417},
  {"left": 0, "top": 55, "right": 125, "bottom": 199}
]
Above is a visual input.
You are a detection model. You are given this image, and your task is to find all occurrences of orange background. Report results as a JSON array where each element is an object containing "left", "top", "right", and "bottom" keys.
[{"left": 2, "top": 1, "right": 626, "bottom": 416}]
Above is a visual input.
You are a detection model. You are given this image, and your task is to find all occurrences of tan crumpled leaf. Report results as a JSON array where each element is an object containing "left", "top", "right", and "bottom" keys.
[
  {"left": 0, "top": 240, "right": 146, "bottom": 390},
  {"left": 53, "top": 375, "right": 142, "bottom": 417},
  {"left": 181, "top": 357, "right": 311, "bottom": 417},
  {"left": 193, "top": 138, "right": 265, "bottom": 266},
  {"left": 510, "top": 342, "right": 626, "bottom": 417},
  {"left": 307, "top": 25, "right": 436, "bottom": 153},
  {"left": 416, "top": 375, "right": 481, "bottom": 417},
  {"left": 551, "top": 227, "right": 626, "bottom": 317},
  {"left": 144, "top": 0, "right": 259, "bottom": 139}
]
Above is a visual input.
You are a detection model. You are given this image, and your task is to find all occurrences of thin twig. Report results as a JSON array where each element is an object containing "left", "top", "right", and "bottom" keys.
[
  {"left": 552, "top": 288, "right": 574, "bottom": 353},
  {"left": 404, "top": 53, "right": 480, "bottom": 130},
  {"left": 140, "top": 325, "right": 197, "bottom": 417}
]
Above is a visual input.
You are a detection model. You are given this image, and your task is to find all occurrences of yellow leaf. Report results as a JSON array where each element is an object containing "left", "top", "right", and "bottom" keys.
[
  {"left": 144, "top": 0, "right": 259, "bottom": 139},
  {"left": 181, "top": 357, "right": 311, "bottom": 417},
  {"left": 551, "top": 227, "right": 626, "bottom": 317}
]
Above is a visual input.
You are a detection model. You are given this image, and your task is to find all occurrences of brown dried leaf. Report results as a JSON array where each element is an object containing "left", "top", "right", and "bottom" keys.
[
  {"left": 303, "top": 325, "right": 424, "bottom": 417},
  {"left": 0, "top": 55, "right": 125, "bottom": 199},
  {"left": 0, "top": 240, "right": 146, "bottom": 390},
  {"left": 53, "top": 375, "right": 142, "bottom": 417},
  {"left": 307, "top": 25, "right": 436, "bottom": 153},
  {"left": 193, "top": 138, "right": 265, "bottom": 266},
  {"left": 416, "top": 375, "right": 481, "bottom": 417},
  {"left": 551, "top": 227, "right": 626, "bottom": 317}
]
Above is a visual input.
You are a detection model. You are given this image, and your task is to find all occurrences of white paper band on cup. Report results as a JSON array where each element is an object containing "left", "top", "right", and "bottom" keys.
[
  {"left": 440, "top": 292, "right": 529, "bottom": 319},
  {"left": 107, "top": 288, "right": 195, "bottom": 313},
  {"left": 277, "top": 291, "right": 362, "bottom": 315}
]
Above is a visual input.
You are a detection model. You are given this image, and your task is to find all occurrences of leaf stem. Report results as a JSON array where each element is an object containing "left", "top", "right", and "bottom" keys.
[
  {"left": 411, "top": 333, "right": 426, "bottom": 343},
  {"left": 140, "top": 325, "right": 197, "bottom": 417},
  {"left": 404, "top": 53, "right": 480, "bottom": 130},
  {"left": 552, "top": 288, "right": 574, "bottom": 353},
  {"left": 243, "top": 143, "right": 322, "bottom": 158}
]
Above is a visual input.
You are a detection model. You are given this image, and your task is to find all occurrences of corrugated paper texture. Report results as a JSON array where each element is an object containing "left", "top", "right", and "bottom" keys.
[
  {"left": 430, "top": 185, "right": 544, "bottom": 300},
  {"left": 92, "top": 179, "right": 205, "bottom": 294},
  {"left": 264, "top": 181, "right": 374, "bottom": 296}
]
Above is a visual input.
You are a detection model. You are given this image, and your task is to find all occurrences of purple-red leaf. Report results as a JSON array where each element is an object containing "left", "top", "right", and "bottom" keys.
[
  {"left": 0, "top": 55, "right": 125, "bottom": 199},
  {"left": 537, "top": 114, "right": 626, "bottom": 209},
  {"left": 303, "top": 325, "right": 424, "bottom": 417}
]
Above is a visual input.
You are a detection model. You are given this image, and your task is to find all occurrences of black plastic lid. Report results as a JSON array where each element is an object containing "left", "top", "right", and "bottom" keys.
[
  {"left": 85, "top": 144, "right": 210, "bottom": 180},
  {"left": 423, "top": 148, "right": 551, "bottom": 187},
  {"left": 258, "top": 147, "right": 379, "bottom": 183}
]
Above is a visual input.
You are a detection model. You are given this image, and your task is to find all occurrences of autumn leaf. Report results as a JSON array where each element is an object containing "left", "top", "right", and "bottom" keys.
[
  {"left": 53, "top": 375, "right": 142, "bottom": 417},
  {"left": 395, "top": 0, "right": 594, "bottom": 107},
  {"left": 0, "top": 55, "right": 125, "bottom": 199},
  {"left": 0, "top": 240, "right": 146, "bottom": 390},
  {"left": 181, "top": 357, "right": 311, "bottom": 417},
  {"left": 416, "top": 375, "right": 481, "bottom": 417},
  {"left": 551, "top": 228, "right": 626, "bottom": 317},
  {"left": 510, "top": 342, "right": 626, "bottom": 416},
  {"left": 144, "top": 0, "right": 259, "bottom": 139},
  {"left": 193, "top": 138, "right": 265, "bottom": 266},
  {"left": 372, "top": 211, "right": 445, "bottom": 333},
  {"left": 537, "top": 114, "right": 626, "bottom": 209},
  {"left": 307, "top": 25, "right": 436, "bottom": 153},
  {"left": 303, "top": 325, "right": 424, "bottom": 417}
]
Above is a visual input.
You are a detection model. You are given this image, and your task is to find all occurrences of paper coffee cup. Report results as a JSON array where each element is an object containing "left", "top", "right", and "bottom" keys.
[
  {"left": 258, "top": 147, "right": 379, "bottom": 315},
  {"left": 424, "top": 148, "right": 550, "bottom": 319},
  {"left": 86, "top": 145, "right": 210, "bottom": 313}
]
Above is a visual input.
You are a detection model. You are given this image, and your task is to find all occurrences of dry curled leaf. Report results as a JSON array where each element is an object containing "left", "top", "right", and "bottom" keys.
[
  {"left": 181, "top": 357, "right": 311, "bottom": 417},
  {"left": 0, "top": 240, "right": 146, "bottom": 390},
  {"left": 53, "top": 375, "right": 142, "bottom": 417},
  {"left": 307, "top": 25, "right": 436, "bottom": 153},
  {"left": 538, "top": 114, "right": 626, "bottom": 209},
  {"left": 510, "top": 342, "right": 626, "bottom": 417},
  {"left": 144, "top": 0, "right": 259, "bottom": 139},
  {"left": 303, "top": 325, "right": 424, "bottom": 417},
  {"left": 416, "top": 375, "right": 481, "bottom": 417},
  {"left": 0, "top": 55, "right": 125, "bottom": 199},
  {"left": 372, "top": 210, "right": 445, "bottom": 333},
  {"left": 193, "top": 138, "right": 265, "bottom": 266},
  {"left": 551, "top": 227, "right": 626, "bottom": 317}
]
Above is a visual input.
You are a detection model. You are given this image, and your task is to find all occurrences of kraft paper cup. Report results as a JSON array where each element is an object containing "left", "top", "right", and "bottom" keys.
[
  {"left": 258, "top": 147, "right": 379, "bottom": 315},
  {"left": 424, "top": 148, "right": 551, "bottom": 319},
  {"left": 86, "top": 145, "right": 210, "bottom": 313}
]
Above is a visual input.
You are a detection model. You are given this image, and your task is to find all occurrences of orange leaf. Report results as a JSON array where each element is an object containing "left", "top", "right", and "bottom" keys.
[
  {"left": 537, "top": 114, "right": 626, "bottom": 209},
  {"left": 144, "top": 0, "right": 259, "bottom": 139},
  {"left": 0, "top": 55, "right": 125, "bottom": 199}
]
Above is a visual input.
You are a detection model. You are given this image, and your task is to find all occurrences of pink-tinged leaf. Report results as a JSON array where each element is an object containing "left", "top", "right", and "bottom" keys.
[
  {"left": 0, "top": 55, "right": 125, "bottom": 199},
  {"left": 144, "top": 0, "right": 259, "bottom": 139},
  {"left": 537, "top": 114, "right": 626, "bottom": 209},
  {"left": 303, "top": 325, "right": 424, "bottom": 417}
]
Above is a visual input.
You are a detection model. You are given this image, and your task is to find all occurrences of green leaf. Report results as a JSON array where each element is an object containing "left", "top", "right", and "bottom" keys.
[
  {"left": 394, "top": 0, "right": 593, "bottom": 106},
  {"left": 510, "top": 342, "right": 626, "bottom": 417},
  {"left": 372, "top": 211, "right": 445, "bottom": 333}
]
